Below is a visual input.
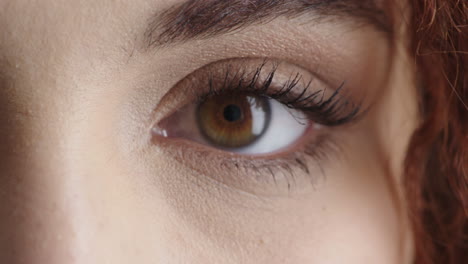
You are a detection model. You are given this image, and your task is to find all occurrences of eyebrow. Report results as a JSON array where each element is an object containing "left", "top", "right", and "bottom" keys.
[{"left": 144, "top": 0, "right": 390, "bottom": 48}]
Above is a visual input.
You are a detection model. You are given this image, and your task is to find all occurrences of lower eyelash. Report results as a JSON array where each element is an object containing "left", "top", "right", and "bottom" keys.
[
  {"left": 156, "top": 131, "right": 339, "bottom": 192},
  {"left": 225, "top": 134, "right": 338, "bottom": 189}
]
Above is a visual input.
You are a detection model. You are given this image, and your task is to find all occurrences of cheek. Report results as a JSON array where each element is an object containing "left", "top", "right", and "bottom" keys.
[
  {"left": 310, "top": 135, "right": 403, "bottom": 263},
  {"left": 121, "top": 135, "right": 403, "bottom": 263}
]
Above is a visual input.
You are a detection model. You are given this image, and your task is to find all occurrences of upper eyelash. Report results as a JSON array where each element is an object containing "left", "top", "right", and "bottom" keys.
[{"left": 197, "top": 61, "right": 363, "bottom": 127}]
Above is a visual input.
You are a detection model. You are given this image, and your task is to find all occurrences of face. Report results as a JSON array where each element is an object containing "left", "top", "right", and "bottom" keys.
[{"left": 0, "top": 0, "right": 418, "bottom": 263}]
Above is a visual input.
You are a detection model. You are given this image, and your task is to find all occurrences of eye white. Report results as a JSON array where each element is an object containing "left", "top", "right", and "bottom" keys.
[{"left": 233, "top": 99, "right": 309, "bottom": 155}]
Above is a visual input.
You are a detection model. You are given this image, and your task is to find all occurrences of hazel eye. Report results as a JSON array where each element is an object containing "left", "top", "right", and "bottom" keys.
[
  {"left": 197, "top": 93, "right": 271, "bottom": 149},
  {"left": 155, "top": 92, "right": 310, "bottom": 155}
]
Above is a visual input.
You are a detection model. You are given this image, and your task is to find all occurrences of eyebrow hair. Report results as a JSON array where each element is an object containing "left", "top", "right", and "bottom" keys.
[{"left": 145, "top": 0, "right": 390, "bottom": 48}]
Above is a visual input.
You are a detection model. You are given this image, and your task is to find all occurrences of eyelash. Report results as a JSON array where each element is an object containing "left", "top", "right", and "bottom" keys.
[{"left": 195, "top": 61, "right": 362, "bottom": 127}]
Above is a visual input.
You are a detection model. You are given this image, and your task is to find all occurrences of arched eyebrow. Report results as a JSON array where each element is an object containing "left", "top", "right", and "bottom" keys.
[{"left": 144, "top": 0, "right": 390, "bottom": 48}]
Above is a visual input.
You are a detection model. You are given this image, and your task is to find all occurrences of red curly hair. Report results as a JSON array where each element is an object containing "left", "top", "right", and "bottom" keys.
[{"left": 406, "top": 0, "right": 467, "bottom": 263}]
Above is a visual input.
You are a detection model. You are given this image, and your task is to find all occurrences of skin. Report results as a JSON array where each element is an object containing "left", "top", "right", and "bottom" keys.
[{"left": 0, "top": 0, "right": 417, "bottom": 263}]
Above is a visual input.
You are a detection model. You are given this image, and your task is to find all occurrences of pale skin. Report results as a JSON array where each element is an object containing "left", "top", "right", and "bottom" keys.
[{"left": 0, "top": 0, "right": 417, "bottom": 263}]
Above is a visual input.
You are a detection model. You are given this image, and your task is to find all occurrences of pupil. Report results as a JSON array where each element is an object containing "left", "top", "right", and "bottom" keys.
[{"left": 223, "top": 104, "right": 243, "bottom": 122}]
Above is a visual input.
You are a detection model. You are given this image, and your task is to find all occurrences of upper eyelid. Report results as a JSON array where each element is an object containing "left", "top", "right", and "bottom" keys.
[
  {"left": 178, "top": 58, "right": 324, "bottom": 103},
  {"left": 155, "top": 58, "right": 362, "bottom": 129}
]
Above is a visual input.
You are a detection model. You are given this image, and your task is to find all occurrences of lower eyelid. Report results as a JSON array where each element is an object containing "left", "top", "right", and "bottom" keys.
[{"left": 152, "top": 124, "right": 338, "bottom": 196}]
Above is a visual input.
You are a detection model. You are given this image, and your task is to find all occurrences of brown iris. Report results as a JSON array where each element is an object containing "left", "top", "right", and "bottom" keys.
[{"left": 197, "top": 93, "right": 271, "bottom": 148}]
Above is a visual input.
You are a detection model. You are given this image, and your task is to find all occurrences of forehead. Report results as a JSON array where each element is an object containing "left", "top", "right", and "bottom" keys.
[
  {"left": 0, "top": 0, "right": 396, "bottom": 94},
  {"left": 0, "top": 0, "right": 157, "bottom": 60},
  {"left": 0, "top": 0, "right": 172, "bottom": 103}
]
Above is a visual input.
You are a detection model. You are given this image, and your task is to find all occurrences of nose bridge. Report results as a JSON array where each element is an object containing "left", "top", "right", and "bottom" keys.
[
  {"left": 0, "top": 2, "right": 133, "bottom": 262},
  {"left": 0, "top": 80, "right": 90, "bottom": 263}
]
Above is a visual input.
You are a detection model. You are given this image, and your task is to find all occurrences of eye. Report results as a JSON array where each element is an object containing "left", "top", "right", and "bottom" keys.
[
  {"left": 152, "top": 58, "right": 361, "bottom": 170},
  {"left": 156, "top": 92, "right": 310, "bottom": 155}
]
